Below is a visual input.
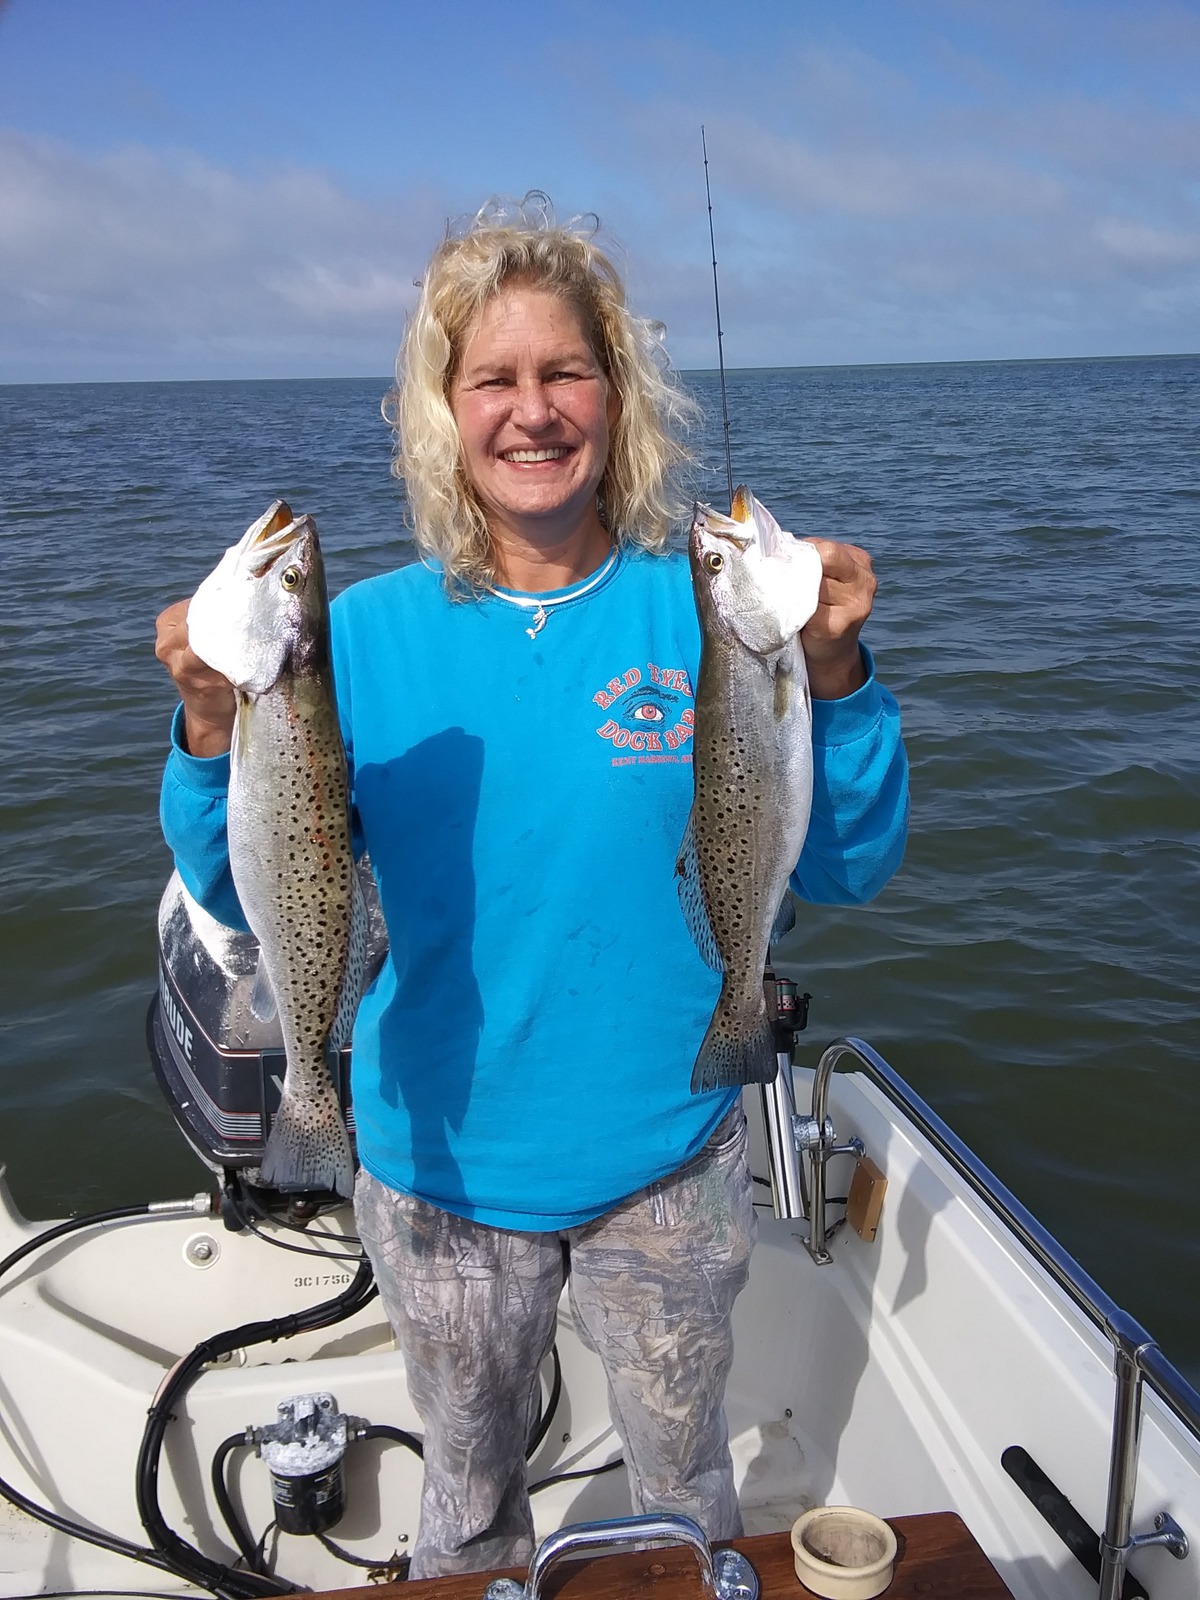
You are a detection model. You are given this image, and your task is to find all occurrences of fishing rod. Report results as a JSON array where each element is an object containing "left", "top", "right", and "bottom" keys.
[
  {"left": 701, "top": 133, "right": 814, "bottom": 1221},
  {"left": 701, "top": 125, "right": 735, "bottom": 510}
]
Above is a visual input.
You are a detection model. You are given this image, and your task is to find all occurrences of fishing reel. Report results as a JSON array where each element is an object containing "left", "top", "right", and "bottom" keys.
[{"left": 764, "top": 967, "right": 811, "bottom": 1059}]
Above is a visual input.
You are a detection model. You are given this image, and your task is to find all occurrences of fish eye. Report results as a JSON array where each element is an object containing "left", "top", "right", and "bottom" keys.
[
  {"left": 280, "top": 565, "right": 302, "bottom": 591},
  {"left": 703, "top": 551, "right": 725, "bottom": 574}
]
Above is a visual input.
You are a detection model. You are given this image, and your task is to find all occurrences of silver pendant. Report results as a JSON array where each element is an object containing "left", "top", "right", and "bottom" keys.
[{"left": 525, "top": 604, "right": 548, "bottom": 639}]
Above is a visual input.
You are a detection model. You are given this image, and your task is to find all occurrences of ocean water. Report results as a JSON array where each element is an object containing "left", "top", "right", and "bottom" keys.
[{"left": 1, "top": 358, "right": 1197, "bottom": 1385}]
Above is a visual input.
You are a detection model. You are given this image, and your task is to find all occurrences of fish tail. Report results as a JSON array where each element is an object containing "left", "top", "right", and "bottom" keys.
[
  {"left": 690, "top": 996, "right": 779, "bottom": 1093},
  {"left": 260, "top": 1076, "right": 355, "bottom": 1199}
]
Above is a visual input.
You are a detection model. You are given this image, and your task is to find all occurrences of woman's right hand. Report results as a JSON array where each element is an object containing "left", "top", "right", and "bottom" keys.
[{"left": 155, "top": 599, "right": 237, "bottom": 758}]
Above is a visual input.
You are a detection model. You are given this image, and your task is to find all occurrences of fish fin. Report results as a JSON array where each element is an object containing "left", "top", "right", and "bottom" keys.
[
  {"left": 691, "top": 1002, "right": 778, "bottom": 1093},
  {"left": 675, "top": 811, "right": 724, "bottom": 972},
  {"left": 261, "top": 1076, "right": 355, "bottom": 1199},
  {"left": 234, "top": 694, "right": 255, "bottom": 761},
  {"left": 774, "top": 636, "right": 811, "bottom": 723},
  {"left": 770, "top": 890, "right": 796, "bottom": 945},
  {"left": 773, "top": 647, "right": 801, "bottom": 721},
  {"left": 329, "top": 875, "right": 369, "bottom": 1051},
  {"left": 773, "top": 658, "right": 791, "bottom": 721},
  {"left": 248, "top": 954, "right": 278, "bottom": 1024}
]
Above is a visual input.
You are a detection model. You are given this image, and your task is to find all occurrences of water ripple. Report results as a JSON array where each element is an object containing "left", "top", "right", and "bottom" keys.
[{"left": 2, "top": 357, "right": 1198, "bottom": 1384}]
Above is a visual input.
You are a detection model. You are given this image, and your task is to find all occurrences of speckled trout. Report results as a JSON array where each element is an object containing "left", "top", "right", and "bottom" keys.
[
  {"left": 187, "top": 501, "right": 364, "bottom": 1197},
  {"left": 678, "top": 487, "right": 823, "bottom": 1092}
]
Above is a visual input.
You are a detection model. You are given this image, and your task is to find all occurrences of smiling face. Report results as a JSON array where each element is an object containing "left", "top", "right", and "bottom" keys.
[{"left": 449, "top": 283, "right": 620, "bottom": 562}]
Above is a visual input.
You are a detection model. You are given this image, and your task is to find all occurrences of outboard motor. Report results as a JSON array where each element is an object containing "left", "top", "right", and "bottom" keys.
[{"left": 147, "top": 863, "right": 387, "bottom": 1198}]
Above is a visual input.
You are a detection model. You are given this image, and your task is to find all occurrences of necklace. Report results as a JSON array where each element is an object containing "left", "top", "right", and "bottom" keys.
[{"left": 484, "top": 547, "right": 618, "bottom": 639}]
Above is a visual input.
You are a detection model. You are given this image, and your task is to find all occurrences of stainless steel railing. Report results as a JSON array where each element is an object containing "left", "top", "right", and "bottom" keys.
[{"left": 765, "top": 1036, "right": 1197, "bottom": 1600}]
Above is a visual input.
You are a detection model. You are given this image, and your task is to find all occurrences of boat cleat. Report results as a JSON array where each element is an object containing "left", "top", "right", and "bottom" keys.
[{"left": 1125, "top": 1509, "right": 1189, "bottom": 1560}]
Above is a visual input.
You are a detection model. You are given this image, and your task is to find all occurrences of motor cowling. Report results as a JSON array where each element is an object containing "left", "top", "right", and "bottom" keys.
[{"left": 147, "top": 864, "right": 387, "bottom": 1190}]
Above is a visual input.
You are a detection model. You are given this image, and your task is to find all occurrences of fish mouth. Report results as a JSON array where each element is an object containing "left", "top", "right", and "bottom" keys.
[
  {"left": 692, "top": 494, "right": 755, "bottom": 553},
  {"left": 243, "top": 500, "right": 309, "bottom": 576},
  {"left": 730, "top": 485, "right": 754, "bottom": 523},
  {"left": 250, "top": 500, "right": 294, "bottom": 546}
]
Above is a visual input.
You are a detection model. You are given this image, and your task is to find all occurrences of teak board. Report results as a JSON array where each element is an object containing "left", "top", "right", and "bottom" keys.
[{"left": 310, "top": 1513, "right": 1014, "bottom": 1600}]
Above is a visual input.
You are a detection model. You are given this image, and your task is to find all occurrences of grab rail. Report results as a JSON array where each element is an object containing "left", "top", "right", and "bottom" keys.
[{"left": 795, "top": 1036, "right": 1197, "bottom": 1600}]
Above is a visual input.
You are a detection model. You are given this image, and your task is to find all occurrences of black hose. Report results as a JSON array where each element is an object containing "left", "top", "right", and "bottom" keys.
[
  {"left": 4, "top": 1205, "right": 611, "bottom": 1590},
  {"left": 218, "top": 1180, "right": 363, "bottom": 1262},
  {"left": 0, "top": 1199, "right": 381, "bottom": 1596},
  {"left": 2, "top": 1591, "right": 211, "bottom": 1600},
  {"left": 530, "top": 1455, "right": 624, "bottom": 1494},
  {"left": 209, "top": 1419, "right": 424, "bottom": 1588},
  {"left": 0, "top": 1204, "right": 163, "bottom": 1284},
  {"left": 0, "top": 1202, "right": 239, "bottom": 1592},
  {"left": 314, "top": 1532, "right": 409, "bottom": 1575},
  {"left": 359, "top": 1422, "right": 424, "bottom": 1458},
  {"left": 525, "top": 1343, "right": 562, "bottom": 1459},
  {"left": 211, "top": 1434, "right": 264, "bottom": 1575},
  {"left": 136, "top": 1258, "right": 377, "bottom": 1598},
  {"left": 0, "top": 1470, "right": 192, "bottom": 1583}
]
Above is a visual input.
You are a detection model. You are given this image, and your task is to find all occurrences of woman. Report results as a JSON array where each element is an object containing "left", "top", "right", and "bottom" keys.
[{"left": 156, "top": 197, "right": 908, "bottom": 1577}]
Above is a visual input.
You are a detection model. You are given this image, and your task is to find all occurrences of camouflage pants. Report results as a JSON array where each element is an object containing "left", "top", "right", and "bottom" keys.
[{"left": 354, "top": 1107, "right": 756, "bottom": 1579}]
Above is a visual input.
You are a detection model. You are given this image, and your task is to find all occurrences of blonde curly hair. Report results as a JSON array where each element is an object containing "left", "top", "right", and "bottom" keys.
[{"left": 387, "top": 193, "right": 697, "bottom": 590}]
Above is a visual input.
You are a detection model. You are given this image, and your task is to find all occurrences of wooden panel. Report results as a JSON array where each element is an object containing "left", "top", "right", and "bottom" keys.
[{"left": 308, "top": 1513, "right": 1013, "bottom": 1600}]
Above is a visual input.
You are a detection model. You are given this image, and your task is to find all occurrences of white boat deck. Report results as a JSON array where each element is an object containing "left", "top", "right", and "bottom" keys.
[{"left": 0, "top": 1064, "right": 1196, "bottom": 1599}]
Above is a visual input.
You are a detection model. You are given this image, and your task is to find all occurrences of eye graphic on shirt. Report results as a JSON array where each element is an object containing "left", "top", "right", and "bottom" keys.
[
  {"left": 621, "top": 688, "right": 672, "bottom": 726},
  {"left": 593, "top": 663, "right": 694, "bottom": 764}
]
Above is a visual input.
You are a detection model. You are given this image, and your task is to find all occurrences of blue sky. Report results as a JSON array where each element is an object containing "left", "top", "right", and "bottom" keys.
[{"left": 1, "top": 0, "right": 1197, "bottom": 381}]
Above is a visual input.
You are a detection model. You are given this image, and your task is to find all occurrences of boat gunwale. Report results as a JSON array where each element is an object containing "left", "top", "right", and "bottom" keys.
[{"left": 827, "top": 1037, "right": 1200, "bottom": 1443}]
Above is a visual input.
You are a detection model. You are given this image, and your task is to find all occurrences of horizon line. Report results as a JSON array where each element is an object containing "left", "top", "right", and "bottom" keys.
[{"left": 2, "top": 349, "right": 1197, "bottom": 389}]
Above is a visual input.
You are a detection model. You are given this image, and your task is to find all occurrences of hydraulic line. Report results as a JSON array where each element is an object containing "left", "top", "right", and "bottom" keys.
[
  {"left": 359, "top": 1422, "right": 424, "bottom": 1457},
  {"left": 0, "top": 1197, "right": 208, "bottom": 1285},
  {"left": 4, "top": 1200, "right": 622, "bottom": 1592},
  {"left": 136, "top": 1258, "right": 377, "bottom": 1597},
  {"left": 525, "top": 1343, "right": 562, "bottom": 1459},
  {"left": 212, "top": 1435, "right": 266, "bottom": 1575},
  {"left": 0, "top": 1470, "right": 193, "bottom": 1586},
  {"left": 211, "top": 1420, "right": 425, "bottom": 1578},
  {"left": 313, "top": 1531, "right": 408, "bottom": 1576},
  {"left": 0, "top": 1198, "right": 227, "bottom": 1591},
  {"left": 530, "top": 1455, "right": 624, "bottom": 1494}
]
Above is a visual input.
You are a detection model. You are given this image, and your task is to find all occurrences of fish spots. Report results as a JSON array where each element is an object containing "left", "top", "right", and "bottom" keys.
[
  {"left": 682, "top": 492, "right": 816, "bottom": 1089},
  {"left": 230, "top": 658, "right": 359, "bottom": 1189}
]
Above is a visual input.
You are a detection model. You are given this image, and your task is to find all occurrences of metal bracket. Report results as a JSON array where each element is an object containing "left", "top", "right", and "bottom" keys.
[
  {"left": 713, "top": 1547, "right": 760, "bottom": 1600},
  {"left": 1127, "top": 1510, "right": 1189, "bottom": 1559},
  {"left": 793, "top": 1115, "right": 835, "bottom": 1153}
]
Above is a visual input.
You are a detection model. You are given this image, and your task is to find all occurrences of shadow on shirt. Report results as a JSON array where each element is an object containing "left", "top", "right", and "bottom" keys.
[{"left": 354, "top": 726, "right": 485, "bottom": 1208}]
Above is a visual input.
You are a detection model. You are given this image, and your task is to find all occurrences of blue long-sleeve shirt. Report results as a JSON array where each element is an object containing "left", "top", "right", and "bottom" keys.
[{"left": 161, "top": 546, "right": 908, "bottom": 1229}]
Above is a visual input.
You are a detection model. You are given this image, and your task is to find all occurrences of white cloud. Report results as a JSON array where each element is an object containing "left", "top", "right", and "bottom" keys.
[
  {"left": 3, "top": 2, "right": 1199, "bottom": 385},
  {"left": 0, "top": 131, "right": 439, "bottom": 379},
  {"left": 1094, "top": 219, "right": 1198, "bottom": 267},
  {"left": 265, "top": 265, "right": 416, "bottom": 321},
  {"left": 596, "top": 32, "right": 1200, "bottom": 367}
]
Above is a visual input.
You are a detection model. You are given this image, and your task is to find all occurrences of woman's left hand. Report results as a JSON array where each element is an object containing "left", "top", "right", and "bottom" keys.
[{"left": 800, "top": 539, "right": 878, "bottom": 700}]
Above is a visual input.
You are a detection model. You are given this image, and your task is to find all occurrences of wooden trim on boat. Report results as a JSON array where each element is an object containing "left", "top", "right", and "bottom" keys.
[{"left": 306, "top": 1515, "right": 1014, "bottom": 1600}]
